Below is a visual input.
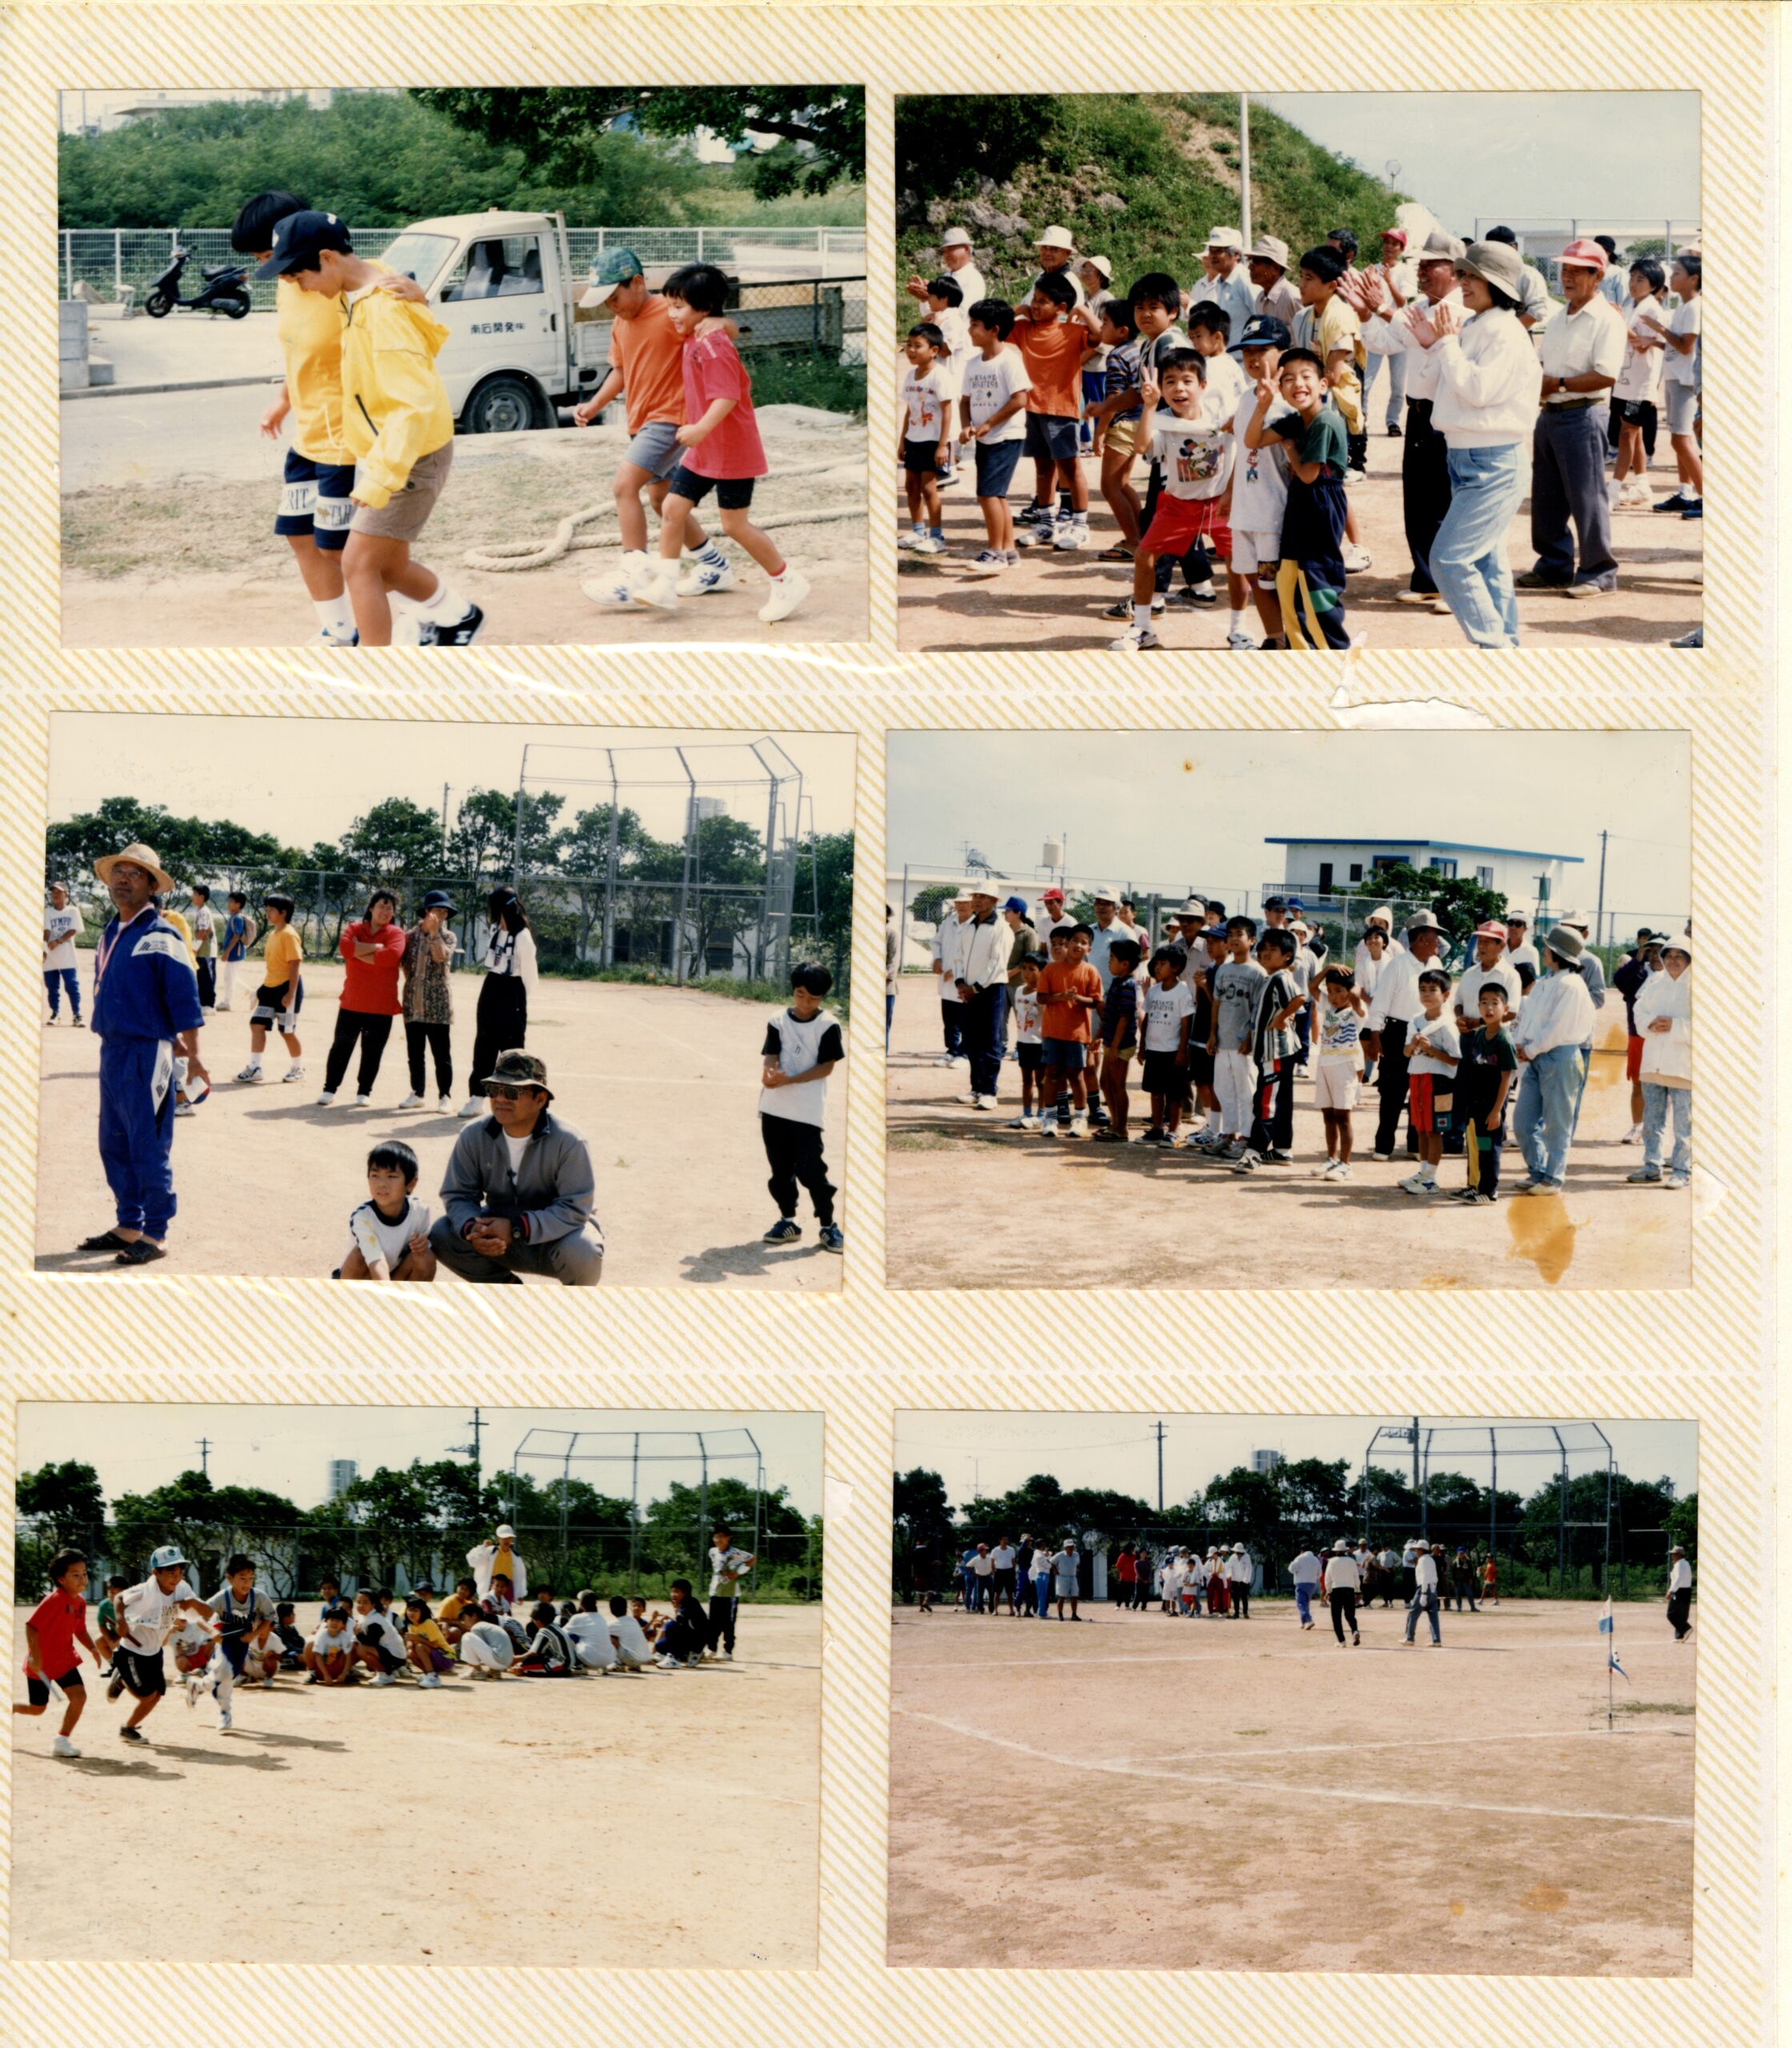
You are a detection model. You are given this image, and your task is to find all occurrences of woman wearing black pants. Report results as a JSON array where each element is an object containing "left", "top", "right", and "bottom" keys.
[
  {"left": 1326, "top": 1539, "right": 1361, "bottom": 1646},
  {"left": 461, "top": 887, "right": 536, "bottom": 1117},
  {"left": 400, "top": 890, "right": 458, "bottom": 1110},
  {"left": 318, "top": 890, "right": 406, "bottom": 1106}
]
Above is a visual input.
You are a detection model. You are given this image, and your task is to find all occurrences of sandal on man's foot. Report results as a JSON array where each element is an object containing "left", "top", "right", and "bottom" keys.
[
  {"left": 78, "top": 1229, "right": 133, "bottom": 1252},
  {"left": 114, "top": 1240, "right": 167, "bottom": 1266}
]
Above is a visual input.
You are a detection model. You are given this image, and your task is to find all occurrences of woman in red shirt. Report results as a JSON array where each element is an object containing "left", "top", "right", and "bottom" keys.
[{"left": 318, "top": 888, "right": 406, "bottom": 1106}]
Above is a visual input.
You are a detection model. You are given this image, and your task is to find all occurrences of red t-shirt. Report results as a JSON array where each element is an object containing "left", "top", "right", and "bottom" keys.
[
  {"left": 26, "top": 1588, "right": 86, "bottom": 1678},
  {"left": 1035, "top": 960, "right": 1102, "bottom": 1042},
  {"left": 678, "top": 330, "right": 766, "bottom": 481},
  {"left": 338, "top": 920, "right": 407, "bottom": 1015}
]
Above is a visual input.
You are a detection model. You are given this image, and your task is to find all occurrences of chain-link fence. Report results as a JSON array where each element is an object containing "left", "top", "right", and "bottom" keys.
[
  {"left": 18, "top": 1518, "right": 820, "bottom": 1607},
  {"left": 60, "top": 223, "right": 866, "bottom": 320}
]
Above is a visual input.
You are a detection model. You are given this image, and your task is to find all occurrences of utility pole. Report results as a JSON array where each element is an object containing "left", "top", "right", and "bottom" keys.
[
  {"left": 1154, "top": 1420, "right": 1166, "bottom": 1514},
  {"left": 1238, "top": 94, "right": 1253, "bottom": 250},
  {"left": 450, "top": 1407, "right": 484, "bottom": 1494},
  {"left": 441, "top": 783, "right": 452, "bottom": 867},
  {"left": 512, "top": 746, "right": 531, "bottom": 883},
  {"left": 196, "top": 1436, "right": 211, "bottom": 1478},
  {"left": 1594, "top": 829, "right": 1609, "bottom": 953},
  {"left": 1411, "top": 1417, "right": 1421, "bottom": 1496}
]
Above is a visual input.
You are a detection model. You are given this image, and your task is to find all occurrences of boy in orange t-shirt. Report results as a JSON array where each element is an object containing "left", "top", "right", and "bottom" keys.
[
  {"left": 1010, "top": 273, "right": 1101, "bottom": 551},
  {"left": 1034, "top": 926, "right": 1103, "bottom": 1138},
  {"left": 574, "top": 246, "right": 735, "bottom": 604}
]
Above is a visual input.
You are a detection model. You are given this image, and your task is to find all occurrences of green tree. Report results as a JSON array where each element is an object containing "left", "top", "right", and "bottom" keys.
[
  {"left": 17, "top": 1460, "right": 106, "bottom": 1542},
  {"left": 338, "top": 798, "right": 450, "bottom": 886},
  {"left": 797, "top": 827, "right": 854, "bottom": 989},
  {"left": 1663, "top": 1492, "right": 1698, "bottom": 1557},
  {"left": 45, "top": 798, "right": 291, "bottom": 896},
  {"left": 414, "top": 87, "right": 865, "bottom": 199},
  {"left": 1361, "top": 861, "right": 1507, "bottom": 945},
  {"left": 909, "top": 883, "right": 955, "bottom": 926},
  {"left": 897, "top": 94, "right": 1065, "bottom": 208}
]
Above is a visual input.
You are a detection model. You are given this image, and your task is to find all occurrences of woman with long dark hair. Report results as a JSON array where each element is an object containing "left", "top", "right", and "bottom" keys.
[
  {"left": 317, "top": 888, "right": 406, "bottom": 1106},
  {"left": 459, "top": 886, "right": 537, "bottom": 1117}
]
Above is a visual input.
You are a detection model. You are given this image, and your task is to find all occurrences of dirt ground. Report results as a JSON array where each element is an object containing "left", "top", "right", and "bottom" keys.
[
  {"left": 895, "top": 430, "right": 1701, "bottom": 651},
  {"left": 888, "top": 1598, "right": 1693, "bottom": 1974},
  {"left": 61, "top": 405, "right": 866, "bottom": 647},
  {"left": 10, "top": 1602, "right": 821, "bottom": 1964},
  {"left": 885, "top": 990, "right": 1687, "bottom": 1291},
  {"left": 35, "top": 960, "right": 846, "bottom": 1288}
]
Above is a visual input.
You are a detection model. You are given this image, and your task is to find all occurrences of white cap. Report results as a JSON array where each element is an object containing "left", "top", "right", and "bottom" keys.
[
  {"left": 495, "top": 1523, "right": 516, "bottom": 1539},
  {"left": 1038, "top": 224, "right": 1076, "bottom": 250},
  {"left": 1093, "top": 884, "right": 1118, "bottom": 903},
  {"left": 1207, "top": 226, "right": 1244, "bottom": 252},
  {"left": 941, "top": 227, "right": 973, "bottom": 249},
  {"left": 1083, "top": 253, "right": 1113, "bottom": 280}
]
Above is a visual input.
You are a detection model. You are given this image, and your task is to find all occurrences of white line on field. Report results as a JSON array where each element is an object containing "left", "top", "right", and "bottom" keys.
[
  {"left": 897, "top": 1639, "right": 1682, "bottom": 1671},
  {"left": 894, "top": 1711, "right": 1692, "bottom": 1829}
]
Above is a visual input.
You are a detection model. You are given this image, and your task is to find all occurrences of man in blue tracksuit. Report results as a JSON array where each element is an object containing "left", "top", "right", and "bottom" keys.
[{"left": 84, "top": 842, "right": 207, "bottom": 1266}]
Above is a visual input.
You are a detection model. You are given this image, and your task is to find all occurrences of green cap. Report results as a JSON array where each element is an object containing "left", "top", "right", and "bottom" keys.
[
  {"left": 483, "top": 1048, "right": 554, "bottom": 1098},
  {"left": 590, "top": 246, "right": 643, "bottom": 293}
]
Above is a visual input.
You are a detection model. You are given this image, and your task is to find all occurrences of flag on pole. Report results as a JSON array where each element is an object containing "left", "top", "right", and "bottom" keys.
[
  {"left": 1598, "top": 1598, "right": 1614, "bottom": 1634},
  {"left": 1609, "top": 1650, "right": 1630, "bottom": 1682}
]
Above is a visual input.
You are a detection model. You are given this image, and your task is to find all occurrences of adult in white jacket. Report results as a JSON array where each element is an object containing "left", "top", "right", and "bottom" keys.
[
  {"left": 467, "top": 1529, "right": 528, "bottom": 1604},
  {"left": 1628, "top": 932, "right": 1691, "bottom": 1188},
  {"left": 954, "top": 886, "right": 1015, "bottom": 1110},
  {"left": 1510, "top": 924, "right": 1598, "bottom": 1194},
  {"left": 931, "top": 890, "right": 974, "bottom": 1066},
  {"left": 1402, "top": 241, "right": 1545, "bottom": 650}
]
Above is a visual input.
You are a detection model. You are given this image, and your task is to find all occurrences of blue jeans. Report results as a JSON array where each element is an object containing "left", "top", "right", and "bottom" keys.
[
  {"left": 940, "top": 1001, "right": 962, "bottom": 1058},
  {"left": 1405, "top": 1589, "right": 1441, "bottom": 1643},
  {"left": 44, "top": 966, "right": 81, "bottom": 1018},
  {"left": 1642, "top": 1082, "right": 1691, "bottom": 1177},
  {"left": 1514, "top": 1042, "right": 1587, "bottom": 1187},
  {"left": 1431, "top": 442, "right": 1526, "bottom": 649},
  {"left": 885, "top": 990, "right": 894, "bottom": 1049},
  {"left": 1294, "top": 1582, "right": 1314, "bottom": 1625}
]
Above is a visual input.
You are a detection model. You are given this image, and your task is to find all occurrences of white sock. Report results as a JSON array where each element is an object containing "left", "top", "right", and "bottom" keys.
[
  {"left": 1132, "top": 601, "right": 1153, "bottom": 630},
  {"left": 415, "top": 575, "right": 469, "bottom": 626},
  {"left": 694, "top": 539, "right": 727, "bottom": 564},
  {"left": 1228, "top": 608, "right": 1246, "bottom": 636},
  {"left": 1682, "top": 488, "right": 1700, "bottom": 502},
  {"left": 314, "top": 596, "right": 354, "bottom": 639},
  {"left": 768, "top": 566, "right": 789, "bottom": 582}
]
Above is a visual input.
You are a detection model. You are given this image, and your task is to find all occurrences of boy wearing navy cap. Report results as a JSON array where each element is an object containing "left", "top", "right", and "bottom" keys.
[{"left": 260, "top": 210, "right": 482, "bottom": 648}]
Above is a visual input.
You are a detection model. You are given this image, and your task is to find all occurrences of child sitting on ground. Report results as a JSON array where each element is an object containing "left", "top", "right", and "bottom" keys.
[
  {"left": 338, "top": 1138, "right": 434, "bottom": 1282},
  {"left": 1313, "top": 965, "right": 1367, "bottom": 1180},
  {"left": 405, "top": 1596, "right": 456, "bottom": 1687},
  {"left": 958, "top": 298, "right": 1032, "bottom": 578},
  {"left": 634, "top": 262, "right": 810, "bottom": 622},
  {"left": 898, "top": 322, "right": 954, "bottom": 555}
]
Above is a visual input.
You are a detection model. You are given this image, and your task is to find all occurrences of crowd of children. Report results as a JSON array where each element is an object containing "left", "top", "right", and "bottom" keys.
[
  {"left": 898, "top": 219, "right": 1702, "bottom": 650},
  {"left": 922, "top": 886, "right": 1693, "bottom": 1198},
  {"left": 14, "top": 1524, "right": 762, "bottom": 1754}
]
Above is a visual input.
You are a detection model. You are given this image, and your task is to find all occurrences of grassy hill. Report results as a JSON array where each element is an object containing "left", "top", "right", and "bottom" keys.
[{"left": 896, "top": 93, "right": 1407, "bottom": 314}]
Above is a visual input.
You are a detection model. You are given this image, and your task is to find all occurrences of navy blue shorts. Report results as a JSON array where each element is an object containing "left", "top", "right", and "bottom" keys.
[
  {"left": 666, "top": 464, "right": 755, "bottom": 510},
  {"left": 277, "top": 449, "right": 356, "bottom": 552},
  {"left": 1015, "top": 1041, "right": 1043, "bottom": 1073},
  {"left": 975, "top": 438, "right": 1024, "bottom": 498},
  {"left": 1042, "top": 1038, "right": 1086, "bottom": 1073},
  {"left": 903, "top": 437, "right": 946, "bottom": 477},
  {"left": 1023, "top": 413, "right": 1079, "bottom": 465}
]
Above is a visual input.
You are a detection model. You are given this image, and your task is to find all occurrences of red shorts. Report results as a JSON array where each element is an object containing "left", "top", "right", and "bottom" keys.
[
  {"left": 1626, "top": 1034, "right": 1645, "bottom": 1081},
  {"left": 1141, "top": 494, "right": 1233, "bottom": 561},
  {"left": 1406, "top": 1073, "right": 1451, "bottom": 1134}
]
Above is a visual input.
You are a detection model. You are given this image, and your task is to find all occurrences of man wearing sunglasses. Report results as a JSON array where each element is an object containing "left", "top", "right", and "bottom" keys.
[{"left": 429, "top": 1049, "right": 603, "bottom": 1285}]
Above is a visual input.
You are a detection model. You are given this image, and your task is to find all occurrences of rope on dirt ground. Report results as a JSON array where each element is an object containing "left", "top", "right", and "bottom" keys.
[{"left": 462, "top": 459, "right": 864, "bottom": 573}]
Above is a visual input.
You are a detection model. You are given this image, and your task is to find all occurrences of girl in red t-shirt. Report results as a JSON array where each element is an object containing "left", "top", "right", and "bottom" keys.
[
  {"left": 634, "top": 262, "right": 810, "bottom": 626},
  {"left": 15, "top": 1549, "right": 101, "bottom": 1757},
  {"left": 318, "top": 888, "right": 407, "bottom": 1106}
]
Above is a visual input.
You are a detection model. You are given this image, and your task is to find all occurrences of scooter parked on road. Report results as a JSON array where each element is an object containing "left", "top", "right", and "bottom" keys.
[{"left": 143, "top": 246, "right": 252, "bottom": 319}]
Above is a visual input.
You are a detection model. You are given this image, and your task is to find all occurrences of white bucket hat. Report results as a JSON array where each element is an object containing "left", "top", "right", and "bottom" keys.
[{"left": 1037, "top": 224, "right": 1076, "bottom": 250}]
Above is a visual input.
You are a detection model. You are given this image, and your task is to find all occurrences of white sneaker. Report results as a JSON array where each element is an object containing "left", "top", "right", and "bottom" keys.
[
  {"left": 1054, "top": 515, "right": 1090, "bottom": 551},
  {"left": 1329, "top": 1162, "right": 1352, "bottom": 1182},
  {"left": 974, "top": 1094, "right": 998, "bottom": 1110},
  {"left": 437, "top": 1094, "right": 455, "bottom": 1113},
  {"left": 372, "top": 1670, "right": 397, "bottom": 1687},
  {"left": 910, "top": 534, "right": 949, "bottom": 556},
  {"left": 218, "top": 1707, "right": 232, "bottom": 1731},
  {"left": 962, "top": 550, "right": 1008, "bottom": 579},
  {"left": 1398, "top": 1173, "right": 1438, "bottom": 1196},
  {"left": 675, "top": 554, "right": 738, "bottom": 596},
  {"left": 581, "top": 550, "right": 656, "bottom": 606},
  {"left": 654, "top": 1654, "right": 682, "bottom": 1670},
  {"left": 314, "top": 1090, "right": 335, "bottom": 1106},
  {"left": 458, "top": 1097, "right": 484, "bottom": 1118},
  {"left": 1394, "top": 588, "right": 1436, "bottom": 606},
  {"left": 398, "top": 1092, "right": 424, "bottom": 1109},
  {"left": 354, "top": 1092, "right": 371, "bottom": 1107},
  {"left": 281, "top": 1063, "right": 306, "bottom": 1083},
  {"left": 1226, "top": 630, "right": 1256, "bottom": 650},
  {"left": 235, "top": 1063, "right": 263, "bottom": 1083},
  {"left": 1342, "top": 542, "right": 1373, "bottom": 572},
  {"left": 758, "top": 569, "right": 810, "bottom": 623},
  {"left": 1069, "top": 1114, "right": 1090, "bottom": 1139},
  {"left": 51, "top": 1734, "right": 79, "bottom": 1758},
  {"left": 1109, "top": 624, "right": 1162, "bottom": 651},
  {"left": 184, "top": 1672, "right": 202, "bottom": 1709},
  {"left": 633, "top": 571, "right": 680, "bottom": 612},
  {"left": 1621, "top": 1123, "right": 1643, "bottom": 1144},
  {"left": 897, "top": 528, "right": 926, "bottom": 551},
  {"left": 420, "top": 1672, "right": 442, "bottom": 1690}
]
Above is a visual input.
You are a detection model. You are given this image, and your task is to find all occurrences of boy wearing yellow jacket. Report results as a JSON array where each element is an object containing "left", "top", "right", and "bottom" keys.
[{"left": 260, "top": 210, "right": 484, "bottom": 647}]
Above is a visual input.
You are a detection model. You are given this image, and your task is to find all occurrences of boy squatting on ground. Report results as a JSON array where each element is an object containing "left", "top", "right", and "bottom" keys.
[
  {"left": 335, "top": 1138, "right": 435, "bottom": 1282},
  {"left": 574, "top": 246, "right": 738, "bottom": 604},
  {"left": 760, "top": 962, "right": 845, "bottom": 1252},
  {"left": 628, "top": 264, "right": 810, "bottom": 622},
  {"left": 258, "top": 208, "right": 484, "bottom": 648}
]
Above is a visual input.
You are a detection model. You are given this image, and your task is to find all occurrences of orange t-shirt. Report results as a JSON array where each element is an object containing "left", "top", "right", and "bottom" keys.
[
  {"left": 1035, "top": 960, "right": 1102, "bottom": 1042},
  {"left": 1011, "top": 317, "right": 1086, "bottom": 417},
  {"left": 606, "top": 294, "right": 689, "bottom": 434}
]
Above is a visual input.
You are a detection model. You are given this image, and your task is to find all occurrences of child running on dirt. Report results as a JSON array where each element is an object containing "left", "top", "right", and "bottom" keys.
[{"left": 14, "top": 1548, "right": 102, "bottom": 1758}]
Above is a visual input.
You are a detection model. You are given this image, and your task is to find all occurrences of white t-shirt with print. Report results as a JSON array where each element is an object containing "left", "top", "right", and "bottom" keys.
[
  {"left": 118, "top": 1575, "right": 202, "bottom": 1658},
  {"left": 1229, "top": 391, "right": 1296, "bottom": 532},
  {"left": 902, "top": 364, "right": 954, "bottom": 444},
  {"left": 311, "top": 1623, "right": 354, "bottom": 1658},
  {"left": 1142, "top": 978, "right": 1196, "bottom": 1053},
  {"left": 1406, "top": 1012, "right": 1461, "bottom": 1078},
  {"left": 1614, "top": 296, "right": 1665, "bottom": 402},
  {"left": 43, "top": 906, "right": 81, "bottom": 971},
  {"left": 1011, "top": 985, "right": 1042, "bottom": 1046},
  {"left": 347, "top": 1194, "right": 431, "bottom": 1272},
  {"left": 1147, "top": 391, "right": 1234, "bottom": 501},
  {"left": 959, "top": 346, "right": 1030, "bottom": 446},
  {"left": 1662, "top": 297, "right": 1700, "bottom": 386}
]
